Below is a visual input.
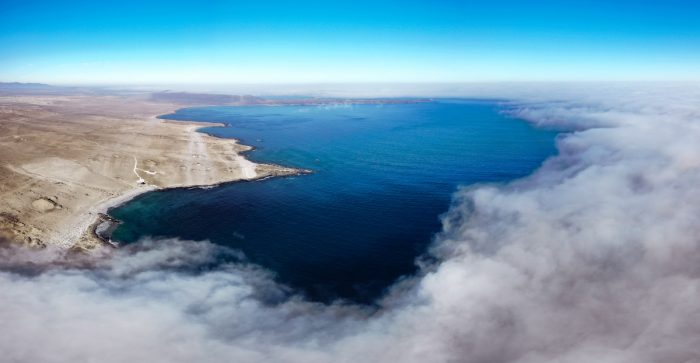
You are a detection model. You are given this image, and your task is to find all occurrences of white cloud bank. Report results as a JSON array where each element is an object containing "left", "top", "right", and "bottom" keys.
[{"left": 2, "top": 83, "right": 700, "bottom": 363}]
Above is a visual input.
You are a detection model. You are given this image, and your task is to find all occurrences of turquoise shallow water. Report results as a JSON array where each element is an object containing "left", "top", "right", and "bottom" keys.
[{"left": 109, "top": 100, "right": 557, "bottom": 303}]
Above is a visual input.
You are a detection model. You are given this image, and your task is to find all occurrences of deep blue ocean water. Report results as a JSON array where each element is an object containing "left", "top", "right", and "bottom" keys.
[{"left": 109, "top": 100, "right": 557, "bottom": 303}]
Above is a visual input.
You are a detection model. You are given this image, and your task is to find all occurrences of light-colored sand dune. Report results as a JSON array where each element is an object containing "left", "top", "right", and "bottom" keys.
[{"left": 0, "top": 95, "right": 297, "bottom": 251}]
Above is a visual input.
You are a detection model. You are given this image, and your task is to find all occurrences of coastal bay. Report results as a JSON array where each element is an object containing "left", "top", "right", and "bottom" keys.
[{"left": 110, "top": 100, "right": 558, "bottom": 302}]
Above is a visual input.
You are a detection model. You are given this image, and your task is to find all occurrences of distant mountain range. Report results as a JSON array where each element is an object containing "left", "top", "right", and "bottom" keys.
[
  {"left": 0, "top": 82, "right": 108, "bottom": 95},
  {"left": 0, "top": 82, "right": 54, "bottom": 89}
]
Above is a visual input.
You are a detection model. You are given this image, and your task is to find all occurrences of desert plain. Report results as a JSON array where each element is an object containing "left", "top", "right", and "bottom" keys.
[{"left": 0, "top": 93, "right": 297, "bottom": 251}]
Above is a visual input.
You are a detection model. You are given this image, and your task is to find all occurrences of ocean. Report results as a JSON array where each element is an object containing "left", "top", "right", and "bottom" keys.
[{"left": 109, "top": 100, "right": 557, "bottom": 303}]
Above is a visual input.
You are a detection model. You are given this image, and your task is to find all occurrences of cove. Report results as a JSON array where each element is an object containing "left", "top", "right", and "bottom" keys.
[{"left": 109, "top": 100, "right": 557, "bottom": 303}]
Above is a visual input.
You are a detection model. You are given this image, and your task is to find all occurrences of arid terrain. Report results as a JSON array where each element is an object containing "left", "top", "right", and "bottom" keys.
[{"left": 0, "top": 93, "right": 298, "bottom": 251}]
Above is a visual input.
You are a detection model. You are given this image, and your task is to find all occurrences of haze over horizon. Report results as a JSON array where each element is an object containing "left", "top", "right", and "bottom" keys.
[{"left": 2, "top": 0, "right": 699, "bottom": 85}]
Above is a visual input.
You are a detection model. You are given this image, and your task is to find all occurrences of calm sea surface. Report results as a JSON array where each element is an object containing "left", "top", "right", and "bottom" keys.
[{"left": 109, "top": 100, "right": 557, "bottom": 303}]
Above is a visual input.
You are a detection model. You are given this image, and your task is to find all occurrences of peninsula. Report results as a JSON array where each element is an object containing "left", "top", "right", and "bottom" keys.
[{"left": 0, "top": 91, "right": 297, "bottom": 251}]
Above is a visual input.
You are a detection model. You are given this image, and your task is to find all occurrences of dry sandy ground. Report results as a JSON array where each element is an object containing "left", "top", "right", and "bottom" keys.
[{"left": 0, "top": 94, "right": 297, "bottom": 251}]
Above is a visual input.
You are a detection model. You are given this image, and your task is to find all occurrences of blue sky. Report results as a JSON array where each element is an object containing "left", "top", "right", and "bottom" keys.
[{"left": 1, "top": 0, "right": 698, "bottom": 84}]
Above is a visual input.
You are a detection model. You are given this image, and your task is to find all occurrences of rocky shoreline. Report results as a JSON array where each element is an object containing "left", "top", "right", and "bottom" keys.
[{"left": 87, "top": 165, "right": 310, "bottom": 249}]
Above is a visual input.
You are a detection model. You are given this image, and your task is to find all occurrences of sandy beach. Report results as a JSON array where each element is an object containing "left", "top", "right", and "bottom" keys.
[{"left": 0, "top": 94, "right": 298, "bottom": 251}]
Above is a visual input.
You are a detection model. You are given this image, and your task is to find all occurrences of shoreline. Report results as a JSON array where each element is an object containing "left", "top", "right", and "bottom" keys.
[
  {"left": 79, "top": 111, "right": 310, "bottom": 250},
  {"left": 87, "top": 163, "right": 311, "bottom": 249},
  {"left": 70, "top": 185, "right": 157, "bottom": 249}
]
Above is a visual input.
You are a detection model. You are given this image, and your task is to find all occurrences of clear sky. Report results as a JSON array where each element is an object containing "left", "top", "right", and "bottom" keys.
[{"left": 1, "top": 0, "right": 698, "bottom": 84}]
